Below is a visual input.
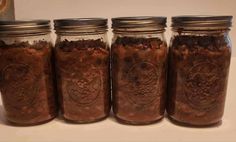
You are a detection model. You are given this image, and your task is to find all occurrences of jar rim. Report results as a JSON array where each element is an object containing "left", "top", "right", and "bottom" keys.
[
  {"left": 0, "top": 20, "right": 51, "bottom": 36},
  {"left": 171, "top": 15, "right": 233, "bottom": 31},
  {"left": 54, "top": 18, "right": 108, "bottom": 35},
  {"left": 112, "top": 16, "right": 167, "bottom": 33}
]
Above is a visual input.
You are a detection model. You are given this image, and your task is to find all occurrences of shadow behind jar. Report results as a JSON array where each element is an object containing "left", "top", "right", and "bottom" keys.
[
  {"left": 0, "top": 20, "right": 58, "bottom": 125},
  {"left": 54, "top": 18, "right": 110, "bottom": 123},
  {"left": 167, "top": 16, "right": 233, "bottom": 126},
  {"left": 111, "top": 17, "right": 168, "bottom": 125}
]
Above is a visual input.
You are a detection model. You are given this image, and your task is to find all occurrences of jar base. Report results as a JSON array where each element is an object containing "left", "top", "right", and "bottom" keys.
[
  {"left": 167, "top": 115, "right": 222, "bottom": 128},
  {"left": 114, "top": 115, "right": 164, "bottom": 125},
  {"left": 62, "top": 115, "right": 109, "bottom": 124},
  {"left": 6, "top": 116, "right": 56, "bottom": 127}
]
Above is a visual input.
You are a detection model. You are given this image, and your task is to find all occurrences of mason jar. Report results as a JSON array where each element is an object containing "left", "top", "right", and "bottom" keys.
[
  {"left": 0, "top": 20, "right": 58, "bottom": 125},
  {"left": 54, "top": 18, "right": 110, "bottom": 123},
  {"left": 111, "top": 17, "right": 168, "bottom": 125},
  {"left": 167, "top": 16, "right": 232, "bottom": 126}
]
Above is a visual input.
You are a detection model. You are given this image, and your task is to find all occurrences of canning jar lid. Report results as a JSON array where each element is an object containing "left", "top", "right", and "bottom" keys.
[
  {"left": 0, "top": 20, "right": 51, "bottom": 36},
  {"left": 112, "top": 16, "right": 167, "bottom": 33},
  {"left": 172, "top": 15, "right": 233, "bottom": 31},
  {"left": 54, "top": 18, "right": 108, "bottom": 35}
]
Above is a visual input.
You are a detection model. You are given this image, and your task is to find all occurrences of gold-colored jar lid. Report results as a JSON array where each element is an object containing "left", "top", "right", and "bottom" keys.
[
  {"left": 171, "top": 15, "right": 233, "bottom": 31},
  {"left": 54, "top": 18, "right": 108, "bottom": 35},
  {"left": 0, "top": 20, "right": 51, "bottom": 36},
  {"left": 112, "top": 16, "right": 167, "bottom": 33}
]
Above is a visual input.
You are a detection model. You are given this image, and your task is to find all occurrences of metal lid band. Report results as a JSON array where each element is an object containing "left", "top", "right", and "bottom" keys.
[
  {"left": 0, "top": 20, "right": 51, "bottom": 36},
  {"left": 112, "top": 16, "right": 167, "bottom": 33},
  {"left": 54, "top": 18, "right": 108, "bottom": 35},
  {"left": 171, "top": 15, "right": 233, "bottom": 31}
]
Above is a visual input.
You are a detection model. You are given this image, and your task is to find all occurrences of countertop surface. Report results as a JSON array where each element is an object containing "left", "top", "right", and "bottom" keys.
[{"left": 0, "top": 58, "right": 235, "bottom": 142}]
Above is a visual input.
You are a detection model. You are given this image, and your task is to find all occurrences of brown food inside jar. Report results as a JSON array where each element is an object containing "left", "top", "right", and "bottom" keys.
[
  {"left": 167, "top": 35, "right": 231, "bottom": 126},
  {"left": 0, "top": 41, "right": 57, "bottom": 125},
  {"left": 112, "top": 37, "right": 167, "bottom": 124},
  {"left": 55, "top": 39, "right": 110, "bottom": 123}
]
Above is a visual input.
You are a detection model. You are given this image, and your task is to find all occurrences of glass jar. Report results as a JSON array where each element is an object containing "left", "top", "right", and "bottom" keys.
[
  {"left": 167, "top": 16, "right": 232, "bottom": 126},
  {"left": 111, "top": 17, "right": 168, "bottom": 125},
  {"left": 54, "top": 18, "right": 110, "bottom": 123},
  {"left": 0, "top": 20, "right": 58, "bottom": 125}
]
